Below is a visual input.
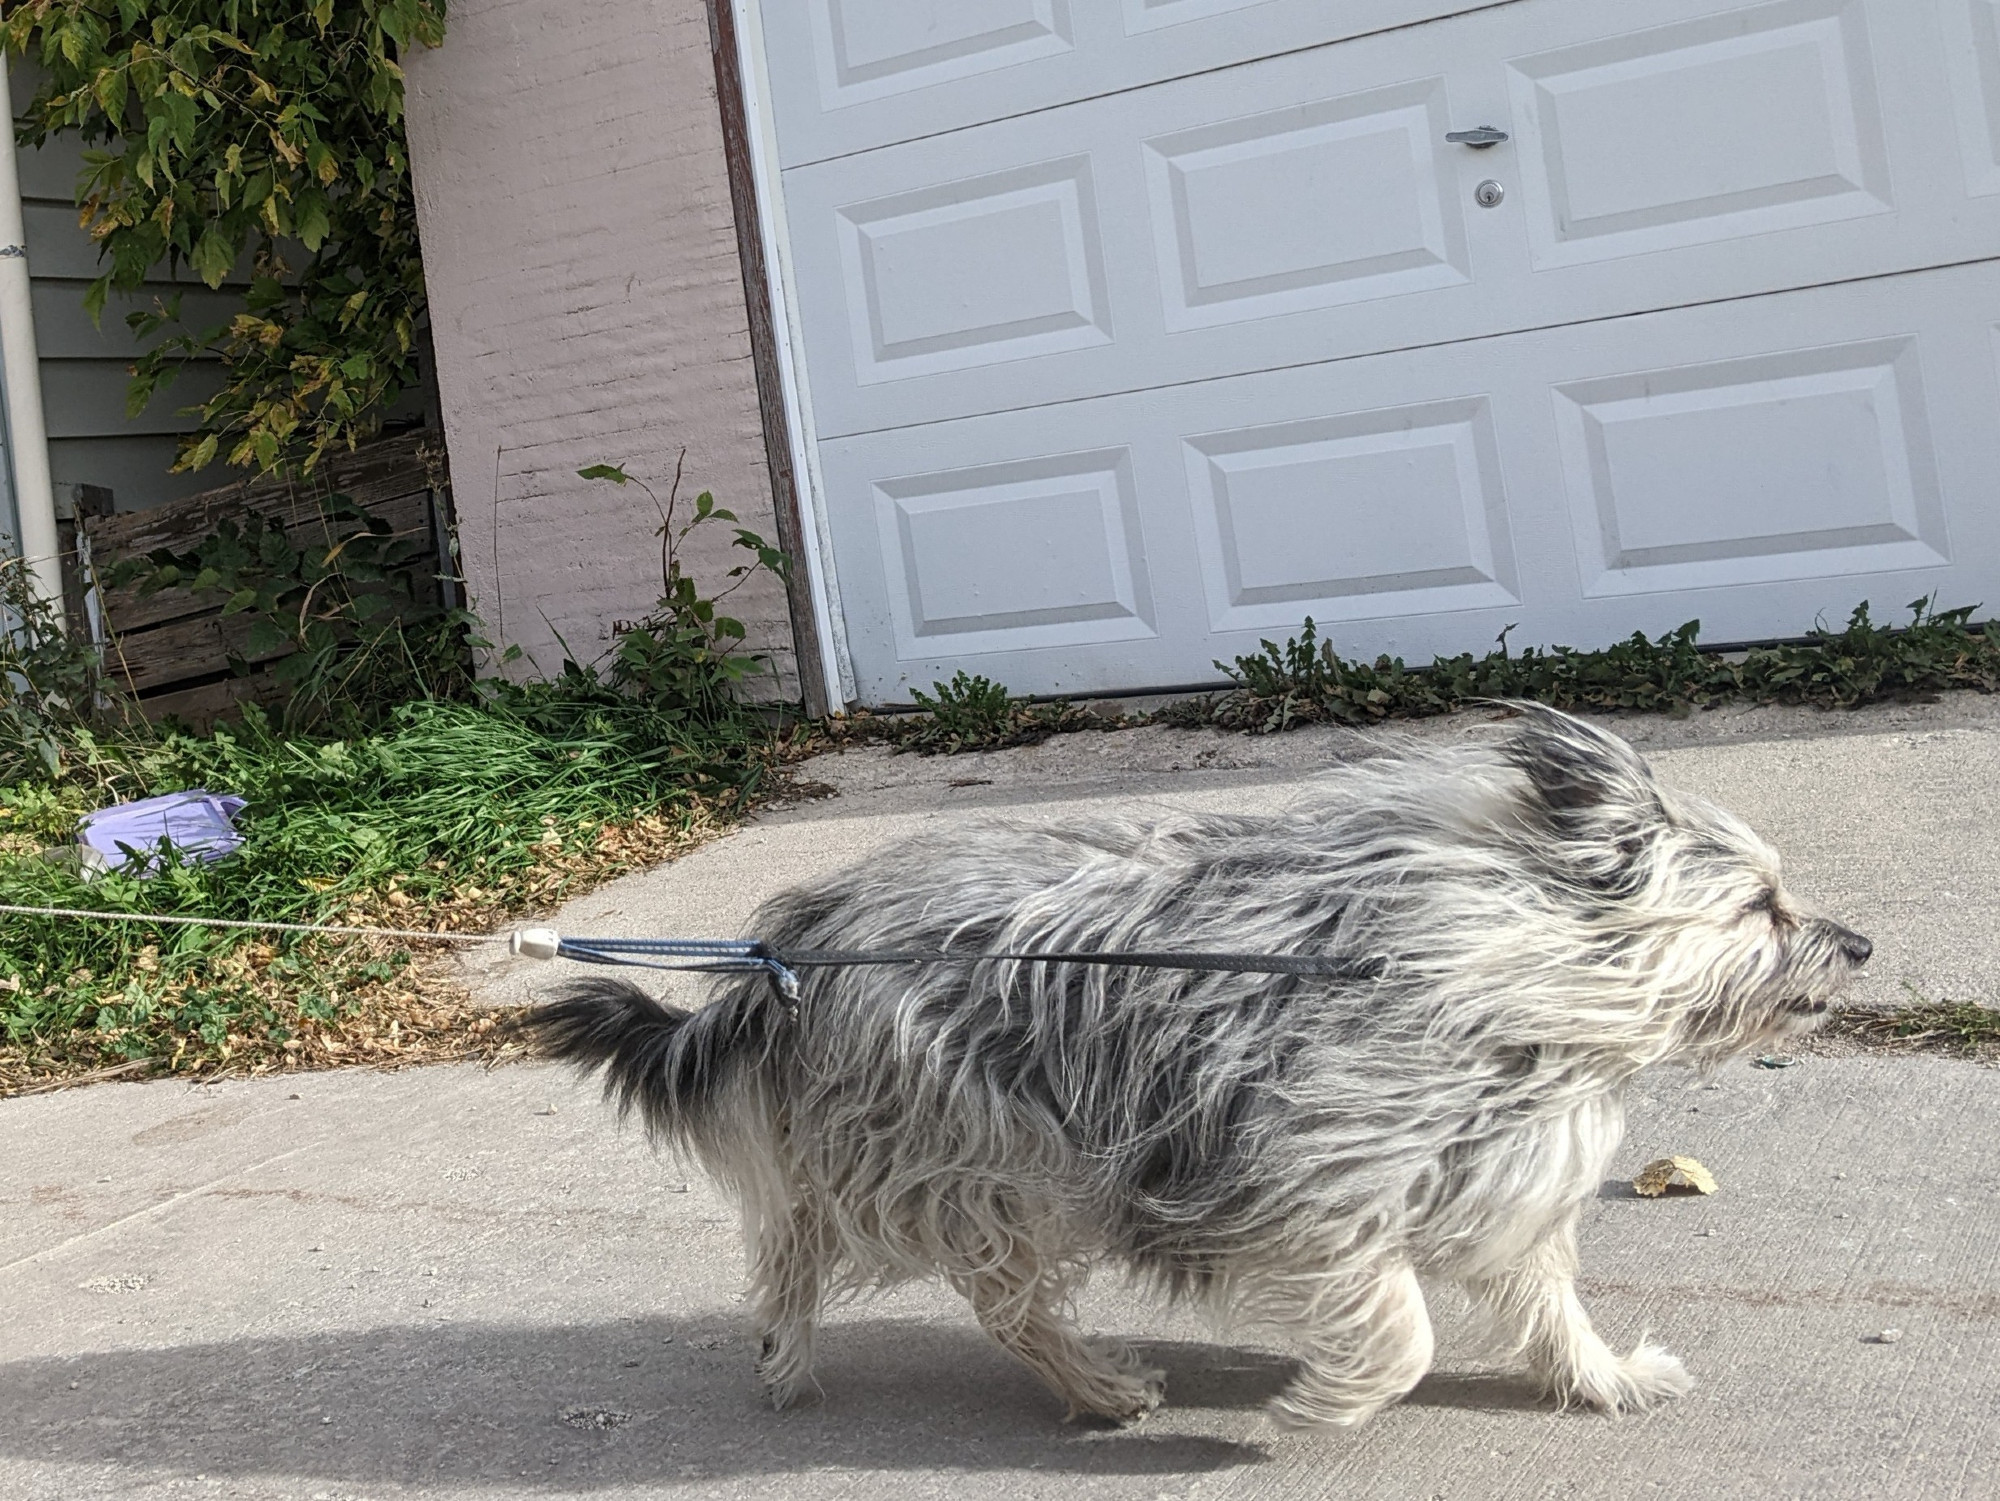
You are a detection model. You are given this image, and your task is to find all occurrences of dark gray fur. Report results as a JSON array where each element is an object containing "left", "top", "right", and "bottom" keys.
[{"left": 518, "top": 706, "right": 1869, "bottom": 1426}]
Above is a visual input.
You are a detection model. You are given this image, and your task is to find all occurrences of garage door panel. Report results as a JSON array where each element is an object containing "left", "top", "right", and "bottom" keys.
[
  {"left": 871, "top": 449, "right": 1157, "bottom": 657},
  {"left": 817, "top": 263, "right": 2000, "bottom": 702},
  {"left": 1943, "top": 0, "right": 2000, "bottom": 196},
  {"left": 1183, "top": 398, "right": 1521, "bottom": 633},
  {"left": 1142, "top": 80, "right": 1472, "bottom": 331},
  {"left": 805, "top": 0, "right": 1076, "bottom": 110},
  {"left": 786, "top": 0, "right": 1986, "bottom": 439},
  {"left": 835, "top": 156, "right": 1114, "bottom": 383},
  {"left": 765, "top": 0, "right": 1521, "bottom": 166},
  {"left": 1509, "top": 0, "right": 1892, "bottom": 266},
  {"left": 1557, "top": 337, "right": 1950, "bottom": 597},
  {"left": 1123, "top": 0, "right": 1277, "bottom": 30},
  {"left": 761, "top": 1, "right": 2000, "bottom": 706}
]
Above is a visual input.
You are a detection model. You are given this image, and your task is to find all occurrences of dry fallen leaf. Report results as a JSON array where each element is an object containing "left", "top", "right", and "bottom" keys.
[{"left": 1633, "top": 1156, "right": 1718, "bottom": 1197}]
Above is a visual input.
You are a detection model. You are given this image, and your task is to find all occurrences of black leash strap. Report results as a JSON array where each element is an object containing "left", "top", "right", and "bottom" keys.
[
  {"left": 779, "top": 948, "right": 1385, "bottom": 980},
  {"left": 551, "top": 936, "right": 1385, "bottom": 1002}
]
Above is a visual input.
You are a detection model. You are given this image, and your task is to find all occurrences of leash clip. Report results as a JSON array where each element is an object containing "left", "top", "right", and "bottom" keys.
[
  {"left": 509, "top": 927, "right": 562, "bottom": 961},
  {"left": 753, "top": 945, "right": 802, "bottom": 1018}
]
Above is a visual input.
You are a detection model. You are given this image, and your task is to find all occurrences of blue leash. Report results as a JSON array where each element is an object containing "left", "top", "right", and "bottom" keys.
[
  {"left": 523, "top": 931, "right": 1386, "bottom": 1003},
  {"left": 549, "top": 937, "right": 805, "bottom": 994}
]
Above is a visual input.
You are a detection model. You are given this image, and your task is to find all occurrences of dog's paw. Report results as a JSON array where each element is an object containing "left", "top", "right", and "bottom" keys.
[
  {"left": 756, "top": 1334, "right": 820, "bottom": 1411},
  {"left": 1063, "top": 1365, "right": 1167, "bottom": 1425},
  {"left": 763, "top": 1369, "right": 827, "bottom": 1412},
  {"left": 1620, "top": 1341, "right": 1694, "bottom": 1406},
  {"left": 1571, "top": 1341, "right": 1692, "bottom": 1414},
  {"left": 1264, "top": 1388, "right": 1388, "bottom": 1431}
]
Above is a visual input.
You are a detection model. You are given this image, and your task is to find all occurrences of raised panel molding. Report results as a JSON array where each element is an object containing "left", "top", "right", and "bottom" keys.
[
  {"left": 809, "top": 0, "right": 1074, "bottom": 108},
  {"left": 1945, "top": 1, "right": 2000, "bottom": 196},
  {"left": 872, "top": 451, "right": 1155, "bottom": 655},
  {"left": 1141, "top": 80, "right": 1470, "bottom": 331},
  {"left": 1122, "top": 0, "right": 1277, "bottom": 33},
  {"left": 1182, "top": 399, "right": 1519, "bottom": 632},
  {"left": 1556, "top": 339, "right": 1950, "bottom": 597},
  {"left": 834, "top": 157, "right": 1114, "bottom": 384},
  {"left": 1508, "top": 0, "right": 1892, "bottom": 267},
  {"left": 768, "top": 1, "right": 1529, "bottom": 164}
]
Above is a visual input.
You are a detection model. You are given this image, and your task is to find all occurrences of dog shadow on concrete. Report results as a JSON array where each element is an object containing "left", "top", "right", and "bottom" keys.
[{"left": 0, "top": 1314, "right": 1309, "bottom": 1493}]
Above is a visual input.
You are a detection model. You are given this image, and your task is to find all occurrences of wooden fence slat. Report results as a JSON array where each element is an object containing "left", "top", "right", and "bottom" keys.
[
  {"left": 97, "top": 490, "right": 433, "bottom": 635},
  {"left": 105, "top": 610, "right": 291, "bottom": 693},
  {"left": 77, "top": 431, "right": 454, "bottom": 727},
  {"left": 84, "top": 431, "right": 442, "bottom": 555},
  {"left": 133, "top": 673, "right": 291, "bottom": 728}
]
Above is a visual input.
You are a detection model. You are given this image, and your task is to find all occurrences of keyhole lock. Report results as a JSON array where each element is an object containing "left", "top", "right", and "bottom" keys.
[{"left": 1474, "top": 179, "right": 1506, "bottom": 209}]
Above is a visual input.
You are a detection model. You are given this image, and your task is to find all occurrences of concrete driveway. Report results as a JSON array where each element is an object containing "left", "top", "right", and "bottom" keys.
[{"left": 4, "top": 699, "right": 1998, "bottom": 1500}]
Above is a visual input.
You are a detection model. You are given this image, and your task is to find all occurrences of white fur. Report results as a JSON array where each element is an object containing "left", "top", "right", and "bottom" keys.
[{"left": 524, "top": 706, "right": 1869, "bottom": 1427}]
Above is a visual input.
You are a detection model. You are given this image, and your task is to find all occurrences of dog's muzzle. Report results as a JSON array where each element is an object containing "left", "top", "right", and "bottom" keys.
[{"left": 1782, "top": 922, "right": 1873, "bottom": 1016}]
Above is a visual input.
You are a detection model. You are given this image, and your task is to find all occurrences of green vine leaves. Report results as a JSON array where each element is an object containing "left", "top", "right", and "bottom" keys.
[{"left": 2, "top": 2, "right": 447, "bottom": 475}]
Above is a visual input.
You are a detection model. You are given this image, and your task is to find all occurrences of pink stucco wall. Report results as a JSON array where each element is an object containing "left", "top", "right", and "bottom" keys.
[{"left": 402, "top": 0, "right": 797, "bottom": 695}]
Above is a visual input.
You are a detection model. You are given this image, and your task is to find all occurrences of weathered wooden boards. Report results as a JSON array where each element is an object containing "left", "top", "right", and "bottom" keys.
[{"left": 78, "top": 431, "right": 453, "bottom": 725}]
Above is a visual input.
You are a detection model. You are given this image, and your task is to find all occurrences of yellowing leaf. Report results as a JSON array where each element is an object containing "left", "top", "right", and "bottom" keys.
[{"left": 1633, "top": 1157, "right": 1718, "bottom": 1198}]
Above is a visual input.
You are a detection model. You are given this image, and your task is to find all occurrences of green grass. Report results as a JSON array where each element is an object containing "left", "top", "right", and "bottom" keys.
[
  {"left": 0, "top": 475, "right": 803, "bottom": 1091},
  {"left": 0, "top": 688, "right": 777, "bottom": 1088}
]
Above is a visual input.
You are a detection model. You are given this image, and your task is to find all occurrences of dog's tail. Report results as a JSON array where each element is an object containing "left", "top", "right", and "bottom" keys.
[{"left": 509, "top": 977, "right": 778, "bottom": 1145}]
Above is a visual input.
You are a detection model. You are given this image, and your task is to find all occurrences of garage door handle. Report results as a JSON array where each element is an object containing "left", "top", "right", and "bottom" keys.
[{"left": 1446, "top": 127, "right": 1510, "bottom": 149}]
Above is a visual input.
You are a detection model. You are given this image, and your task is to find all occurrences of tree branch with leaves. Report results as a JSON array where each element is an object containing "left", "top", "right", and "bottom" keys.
[{"left": 3, "top": 1, "right": 446, "bottom": 474}]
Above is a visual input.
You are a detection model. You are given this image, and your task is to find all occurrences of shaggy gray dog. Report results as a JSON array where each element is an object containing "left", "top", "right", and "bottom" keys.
[{"left": 520, "top": 706, "right": 1870, "bottom": 1428}]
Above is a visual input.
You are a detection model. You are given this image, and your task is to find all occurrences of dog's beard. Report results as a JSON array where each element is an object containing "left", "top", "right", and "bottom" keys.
[{"left": 1667, "top": 912, "right": 1869, "bottom": 1062}]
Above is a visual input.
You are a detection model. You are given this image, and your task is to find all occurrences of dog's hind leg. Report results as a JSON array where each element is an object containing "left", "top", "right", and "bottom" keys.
[
  {"left": 748, "top": 1197, "right": 829, "bottom": 1410},
  {"left": 1263, "top": 1259, "right": 1436, "bottom": 1429},
  {"left": 1464, "top": 1220, "right": 1691, "bottom": 1414},
  {"left": 955, "top": 1256, "right": 1166, "bottom": 1424}
]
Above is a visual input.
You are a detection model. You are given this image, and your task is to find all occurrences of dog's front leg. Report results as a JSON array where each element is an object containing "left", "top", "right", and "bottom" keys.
[
  {"left": 1465, "top": 1219, "right": 1692, "bottom": 1414},
  {"left": 1265, "top": 1259, "right": 1436, "bottom": 1429},
  {"left": 955, "top": 1258, "right": 1167, "bottom": 1424}
]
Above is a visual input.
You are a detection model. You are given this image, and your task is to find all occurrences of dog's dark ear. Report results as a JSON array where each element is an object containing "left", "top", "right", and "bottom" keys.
[{"left": 1501, "top": 704, "right": 1662, "bottom": 826}]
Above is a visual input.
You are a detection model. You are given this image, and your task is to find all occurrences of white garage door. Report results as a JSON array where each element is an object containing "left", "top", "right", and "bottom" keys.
[{"left": 755, "top": 0, "right": 2000, "bottom": 702}]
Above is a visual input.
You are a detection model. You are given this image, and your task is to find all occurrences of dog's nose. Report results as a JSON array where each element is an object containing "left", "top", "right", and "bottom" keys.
[{"left": 1837, "top": 928, "right": 1873, "bottom": 965}]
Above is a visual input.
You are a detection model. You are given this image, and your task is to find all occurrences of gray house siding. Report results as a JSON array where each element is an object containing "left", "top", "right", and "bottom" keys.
[{"left": 12, "top": 63, "right": 236, "bottom": 516}]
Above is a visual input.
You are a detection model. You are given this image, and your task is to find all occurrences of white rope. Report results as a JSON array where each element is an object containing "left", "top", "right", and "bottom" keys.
[{"left": 0, "top": 902, "right": 509, "bottom": 945}]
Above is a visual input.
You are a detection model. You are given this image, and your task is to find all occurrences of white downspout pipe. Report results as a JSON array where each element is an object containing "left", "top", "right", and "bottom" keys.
[{"left": 0, "top": 61, "right": 64, "bottom": 615}]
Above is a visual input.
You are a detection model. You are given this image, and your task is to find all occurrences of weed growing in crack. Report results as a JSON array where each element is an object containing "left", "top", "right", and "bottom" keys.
[
  {"left": 897, "top": 673, "right": 1094, "bottom": 755},
  {"left": 1831, "top": 986, "right": 2000, "bottom": 1057},
  {"left": 1164, "top": 598, "right": 2000, "bottom": 734}
]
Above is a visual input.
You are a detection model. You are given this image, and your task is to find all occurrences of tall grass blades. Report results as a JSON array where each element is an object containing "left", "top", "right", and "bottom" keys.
[{"left": 0, "top": 690, "right": 770, "bottom": 1084}]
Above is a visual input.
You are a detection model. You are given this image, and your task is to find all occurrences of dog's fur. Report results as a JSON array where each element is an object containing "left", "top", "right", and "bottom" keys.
[{"left": 519, "top": 706, "right": 1870, "bottom": 1427}]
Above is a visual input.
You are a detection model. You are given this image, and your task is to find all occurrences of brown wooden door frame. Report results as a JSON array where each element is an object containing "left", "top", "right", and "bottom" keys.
[{"left": 705, "top": 0, "right": 837, "bottom": 719}]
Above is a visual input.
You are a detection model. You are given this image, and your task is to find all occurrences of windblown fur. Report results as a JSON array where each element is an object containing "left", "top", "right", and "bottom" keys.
[{"left": 519, "top": 706, "right": 1870, "bottom": 1427}]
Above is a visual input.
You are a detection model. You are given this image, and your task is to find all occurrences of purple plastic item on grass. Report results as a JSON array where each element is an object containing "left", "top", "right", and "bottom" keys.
[{"left": 78, "top": 791, "right": 248, "bottom": 873}]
